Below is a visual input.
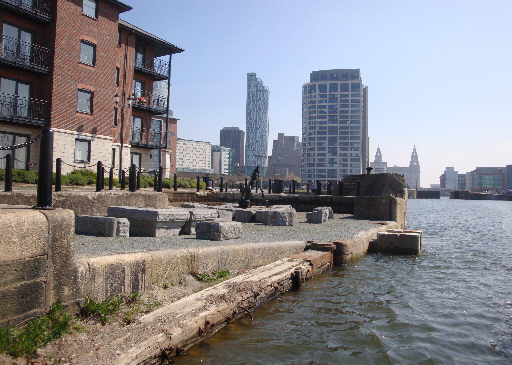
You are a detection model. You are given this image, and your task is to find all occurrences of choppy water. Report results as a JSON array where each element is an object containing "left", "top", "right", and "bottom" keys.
[{"left": 175, "top": 199, "right": 512, "bottom": 364}]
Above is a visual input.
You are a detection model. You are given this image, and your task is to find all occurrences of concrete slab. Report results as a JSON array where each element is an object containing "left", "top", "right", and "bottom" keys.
[
  {"left": 377, "top": 230, "right": 422, "bottom": 255},
  {"left": 196, "top": 221, "right": 242, "bottom": 241}
]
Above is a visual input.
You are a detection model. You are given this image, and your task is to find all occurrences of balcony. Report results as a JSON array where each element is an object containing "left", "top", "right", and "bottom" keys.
[
  {"left": 131, "top": 90, "right": 167, "bottom": 114},
  {"left": 0, "top": 0, "right": 52, "bottom": 22},
  {"left": 0, "top": 35, "right": 51, "bottom": 74},
  {"left": 130, "top": 127, "right": 164, "bottom": 148},
  {"left": 0, "top": 93, "right": 48, "bottom": 126},
  {"left": 134, "top": 57, "right": 169, "bottom": 81}
]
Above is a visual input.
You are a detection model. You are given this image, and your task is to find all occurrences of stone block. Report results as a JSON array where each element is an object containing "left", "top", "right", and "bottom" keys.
[
  {"left": 181, "top": 202, "right": 207, "bottom": 208},
  {"left": 260, "top": 207, "right": 298, "bottom": 226},
  {"left": 307, "top": 209, "right": 328, "bottom": 224},
  {"left": 314, "top": 206, "right": 334, "bottom": 219},
  {"left": 216, "top": 209, "right": 233, "bottom": 222},
  {"left": 0, "top": 207, "right": 48, "bottom": 261},
  {"left": 75, "top": 215, "right": 130, "bottom": 237},
  {"left": 196, "top": 221, "right": 242, "bottom": 241},
  {"left": 233, "top": 208, "right": 256, "bottom": 223},
  {"left": 377, "top": 230, "right": 422, "bottom": 255}
]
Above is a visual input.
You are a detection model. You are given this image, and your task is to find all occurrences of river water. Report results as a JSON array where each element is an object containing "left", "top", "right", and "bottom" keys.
[{"left": 175, "top": 199, "right": 512, "bottom": 364}]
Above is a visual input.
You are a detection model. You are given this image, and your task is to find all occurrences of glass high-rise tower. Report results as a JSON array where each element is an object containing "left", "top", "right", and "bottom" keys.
[
  {"left": 245, "top": 73, "right": 269, "bottom": 176},
  {"left": 301, "top": 69, "right": 368, "bottom": 183}
]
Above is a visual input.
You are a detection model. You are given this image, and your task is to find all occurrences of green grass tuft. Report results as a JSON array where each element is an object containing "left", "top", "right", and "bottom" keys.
[
  {"left": 0, "top": 302, "right": 72, "bottom": 358},
  {"left": 79, "top": 296, "right": 123, "bottom": 325},
  {"left": 193, "top": 270, "right": 230, "bottom": 282}
]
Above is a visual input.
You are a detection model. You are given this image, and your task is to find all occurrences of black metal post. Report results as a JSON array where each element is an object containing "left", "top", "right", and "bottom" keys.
[
  {"left": 327, "top": 182, "right": 332, "bottom": 195},
  {"left": 96, "top": 161, "right": 103, "bottom": 192},
  {"left": 306, "top": 182, "right": 310, "bottom": 195},
  {"left": 35, "top": 128, "right": 53, "bottom": 209},
  {"left": 292, "top": 179, "right": 296, "bottom": 194},
  {"left": 173, "top": 173, "right": 177, "bottom": 191},
  {"left": 225, "top": 181, "right": 228, "bottom": 192},
  {"left": 268, "top": 179, "right": 272, "bottom": 193},
  {"left": 316, "top": 180, "right": 321, "bottom": 195},
  {"left": 338, "top": 179, "right": 343, "bottom": 196},
  {"left": 129, "top": 164, "right": 136, "bottom": 192},
  {"left": 255, "top": 180, "right": 259, "bottom": 193},
  {"left": 4, "top": 154, "right": 12, "bottom": 192},
  {"left": 136, "top": 169, "right": 140, "bottom": 190},
  {"left": 239, "top": 183, "right": 243, "bottom": 192},
  {"left": 220, "top": 176, "right": 224, "bottom": 192},
  {"left": 157, "top": 166, "right": 163, "bottom": 192},
  {"left": 153, "top": 172, "right": 157, "bottom": 191},
  {"left": 121, "top": 170, "right": 126, "bottom": 190},
  {"left": 55, "top": 158, "right": 61, "bottom": 192},
  {"left": 109, "top": 167, "right": 114, "bottom": 190},
  {"left": 244, "top": 177, "right": 248, "bottom": 190},
  {"left": 288, "top": 181, "right": 292, "bottom": 194},
  {"left": 196, "top": 176, "right": 200, "bottom": 192}
]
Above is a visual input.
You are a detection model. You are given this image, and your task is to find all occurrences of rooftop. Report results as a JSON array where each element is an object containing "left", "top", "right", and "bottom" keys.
[{"left": 119, "top": 19, "right": 184, "bottom": 56}]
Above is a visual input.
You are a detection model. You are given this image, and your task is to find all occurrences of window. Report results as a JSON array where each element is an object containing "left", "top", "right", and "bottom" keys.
[
  {"left": 351, "top": 83, "right": 361, "bottom": 92},
  {"left": 117, "top": 31, "right": 121, "bottom": 47},
  {"left": 2, "top": 23, "right": 33, "bottom": 65},
  {"left": 111, "top": 148, "right": 116, "bottom": 168},
  {"left": 80, "top": 40, "right": 96, "bottom": 66},
  {"left": 113, "top": 107, "right": 117, "bottom": 126},
  {"left": 74, "top": 139, "right": 90, "bottom": 163},
  {"left": 0, "top": 132, "right": 29, "bottom": 170},
  {"left": 77, "top": 89, "right": 93, "bottom": 114},
  {"left": 339, "top": 83, "right": 349, "bottom": 92},
  {"left": 131, "top": 116, "right": 142, "bottom": 141},
  {"left": 115, "top": 67, "right": 120, "bottom": 86},
  {"left": 133, "top": 79, "right": 143, "bottom": 98},
  {"left": 82, "top": 0, "right": 97, "bottom": 18},
  {"left": 130, "top": 152, "right": 141, "bottom": 169},
  {"left": 135, "top": 45, "right": 145, "bottom": 68},
  {"left": 0, "top": 77, "right": 31, "bottom": 118}
]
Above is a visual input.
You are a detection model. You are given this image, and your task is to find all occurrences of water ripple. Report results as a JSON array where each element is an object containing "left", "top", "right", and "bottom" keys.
[{"left": 176, "top": 199, "right": 512, "bottom": 364}]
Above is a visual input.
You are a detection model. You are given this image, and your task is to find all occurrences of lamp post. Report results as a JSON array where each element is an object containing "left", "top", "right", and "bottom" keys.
[{"left": 115, "top": 93, "right": 132, "bottom": 179}]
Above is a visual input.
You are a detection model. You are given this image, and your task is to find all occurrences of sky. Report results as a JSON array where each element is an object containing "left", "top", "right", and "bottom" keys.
[{"left": 120, "top": 0, "right": 512, "bottom": 186}]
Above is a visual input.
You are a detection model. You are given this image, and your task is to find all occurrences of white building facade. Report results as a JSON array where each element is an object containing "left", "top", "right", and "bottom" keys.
[
  {"left": 176, "top": 139, "right": 213, "bottom": 173},
  {"left": 211, "top": 145, "right": 233, "bottom": 175},
  {"left": 245, "top": 73, "right": 269, "bottom": 176},
  {"left": 301, "top": 69, "right": 369, "bottom": 183}
]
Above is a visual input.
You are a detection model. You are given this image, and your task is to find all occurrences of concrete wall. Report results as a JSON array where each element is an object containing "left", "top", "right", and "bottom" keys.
[
  {"left": 0, "top": 191, "right": 168, "bottom": 216},
  {"left": 0, "top": 206, "right": 77, "bottom": 326},
  {"left": 353, "top": 196, "right": 407, "bottom": 229}
]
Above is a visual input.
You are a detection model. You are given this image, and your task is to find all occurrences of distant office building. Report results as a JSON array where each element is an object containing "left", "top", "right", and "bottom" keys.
[
  {"left": 220, "top": 127, "right": 245, "bottom": 173},
  {"left": 301, "top": 69, "right": 368, "bottom": 183},
  {"left": 211, "top": 145, "right": 234, "bottom": 175},
  {"left": 466, "top": 167, "right": 506, "bottom": 192},
  {"left": 266, "top": 133, "right": 302, "bottom": 179},
  {"left": 176, "top": 139, "right": 213, "bottom": 174},
  {"left": 387, "top": 146, "right": 421, "bottom": 188},
  {"left": 457, "top": 174, "right": 467, "bottom": 191},
  {"left": 245, "top": 73, "right": 269, "bottom": 176},
  {"left": 507, "top": 165, "right": 512, "bottom": 191},
  {"left": 369, "top": 146, "right": 387, "bottom": 173},
  {"left": 439, "top": 167, "right": 459, "bottom": 190}
]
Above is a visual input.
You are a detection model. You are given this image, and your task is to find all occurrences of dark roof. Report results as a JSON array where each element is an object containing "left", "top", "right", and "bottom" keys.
[
  {"left": 119, "top": 19, "right": 184, "bottom": 56},
  {"left": 108, "top": 0, "right": 132, "bottom": 12}
]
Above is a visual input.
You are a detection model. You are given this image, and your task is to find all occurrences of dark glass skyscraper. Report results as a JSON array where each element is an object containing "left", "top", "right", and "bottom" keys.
[
  {"left": 301, "top": 69, "right": 368, "bottom": 182},
  {"left": 220, "top": 127, "right": 245, "bottom": 174},
  {"left": 245, "top": 73, "right": 269, "bottom": 176}
]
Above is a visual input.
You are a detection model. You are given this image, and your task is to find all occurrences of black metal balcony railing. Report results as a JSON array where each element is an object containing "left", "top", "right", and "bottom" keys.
[
  {"left": 130, "top": 127, "right": 164, "bottom": 148},
  {"left": 0, "top": 35, "right": 51, "bottom": 73},
  {"left": 134, "top": 57, "right": 169, "bottom": 80},
  {"left": 0, "top": 92, "right": 48, "bottom": 126},
  {"left": 131, "top": 90, "right": 167, "bottom": 114},
  {"left": 0, "top": 0, "right": 52, "bottom": 21}
]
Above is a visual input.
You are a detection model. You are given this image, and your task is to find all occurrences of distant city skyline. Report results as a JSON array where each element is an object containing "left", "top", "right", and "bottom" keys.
[{"left": 120, "top": 0, "right": 512, "bottom": 185}]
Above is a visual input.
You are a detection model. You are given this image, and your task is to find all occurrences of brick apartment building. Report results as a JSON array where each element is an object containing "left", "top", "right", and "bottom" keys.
[{"left": 0, "top": 0, "right": 183, "bottom": 176}]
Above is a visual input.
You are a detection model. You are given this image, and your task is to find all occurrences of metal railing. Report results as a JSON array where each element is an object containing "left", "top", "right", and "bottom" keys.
[
  {"left": 0, "top": 93, "right": 48, "bottom": 125},
  {"left": 0, "top": 0, "right": 52, "bottom": 21},
  {"left": 0, "top": 35, "right": 51, "bottom": 72},
  {"left": 130, "top": 127, "right": 164, "bottom": 147},
  {"left": 131, "top": 90, "right": 167, "bottom": 114},
  {"left": 134, "top": 57, "right": 169, "bottom": 79}
]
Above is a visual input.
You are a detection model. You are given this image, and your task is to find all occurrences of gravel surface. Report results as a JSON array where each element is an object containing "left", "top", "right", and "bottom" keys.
[{"left": 74, "top": 213, "right": 378, "bottom": 258}]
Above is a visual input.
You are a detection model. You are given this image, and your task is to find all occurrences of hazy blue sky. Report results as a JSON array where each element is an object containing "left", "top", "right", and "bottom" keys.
[{"left": 121, "top": 0, "right": 512, "bottom": 186}]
